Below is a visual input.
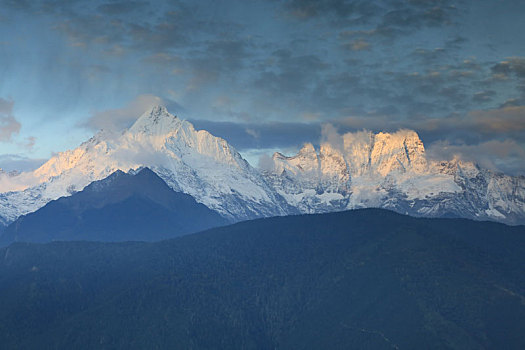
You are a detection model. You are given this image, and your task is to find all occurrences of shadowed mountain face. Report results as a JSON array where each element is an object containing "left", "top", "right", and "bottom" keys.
[
  {"left": 0, "top": 168, "right": 228, "bottom": 246},
  {"left": 0, "top": 209, "right": 523, "bottom": 349}
]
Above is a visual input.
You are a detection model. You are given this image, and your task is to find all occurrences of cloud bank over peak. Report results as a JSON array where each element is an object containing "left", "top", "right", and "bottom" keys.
[
  {"left": 83, "top": 94, "right": 185, "bottom": 132},
  {"left": 83, "top": 94, "right": 164, "bottom": 132}
]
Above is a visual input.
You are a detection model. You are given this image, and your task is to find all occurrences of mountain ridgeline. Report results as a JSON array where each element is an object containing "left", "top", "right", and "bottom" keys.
[
  {"left": 0, "top": 106, "right": 524, "bottom": 228},
  {"left": 0, "top": 168, "right": 228, "bottom": 246},
  {"left": 0, "top": 209, "right": 523, "bottom": 349},
  {"left": 0, "top": 107, "right": 522, "bottom": 349}
]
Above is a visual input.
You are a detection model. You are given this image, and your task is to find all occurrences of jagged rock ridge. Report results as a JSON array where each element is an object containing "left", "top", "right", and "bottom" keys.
[
  {"left": 0, "top": 107, "right": 524, "bottom": 226},
  {"left": 263, "top": 130, "right": 525, "bottom": 224},
  {"left": 0, "top": 106, "right": 293, "bottom": 225}
]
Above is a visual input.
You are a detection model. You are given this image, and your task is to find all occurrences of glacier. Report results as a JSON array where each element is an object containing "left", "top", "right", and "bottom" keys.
[{"left": 1, "top": 106, "right": 524, "bottom": 226}]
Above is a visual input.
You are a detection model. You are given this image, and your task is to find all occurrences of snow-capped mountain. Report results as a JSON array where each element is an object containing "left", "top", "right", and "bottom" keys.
[
  {"left": 262, "top": 130, "right": 525, "bottom": 225},
  {"left": 0, "top": 107, "right": 524, "bottom": 227},
  {"left": 0, "top": 106, "right": 293, "bottom": 225}
]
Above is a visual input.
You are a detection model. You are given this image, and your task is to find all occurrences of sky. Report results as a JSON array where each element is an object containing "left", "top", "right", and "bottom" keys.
[{"left": 0, "top": 0, "right": 524, "bottom": 175}]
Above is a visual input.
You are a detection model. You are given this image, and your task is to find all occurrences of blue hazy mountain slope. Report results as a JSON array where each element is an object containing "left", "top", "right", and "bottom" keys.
[
  {"left": 0, "top": 209, "right": 523, "bottom": 349},
  {"left": 0, "top": 168, "right": 228, "bottom": 245}
]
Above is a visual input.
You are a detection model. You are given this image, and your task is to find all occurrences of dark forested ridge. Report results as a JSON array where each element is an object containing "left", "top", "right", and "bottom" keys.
[
  {"left": 0, "top": 209, "right": 524, "bottom": 349},
  {"left": 0, "top": 168, "right": 228, "bottom": 246}
]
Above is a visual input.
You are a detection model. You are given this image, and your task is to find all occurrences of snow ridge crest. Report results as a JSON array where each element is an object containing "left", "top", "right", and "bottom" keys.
[{"left": 1, "top": 107, "right": 524, "bottom": 226}]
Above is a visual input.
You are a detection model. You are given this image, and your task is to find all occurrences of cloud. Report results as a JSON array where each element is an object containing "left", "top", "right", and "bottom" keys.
[
  {"left": 491, "top": 57, "right": 525, "bottom": 79},
  {"left": 500, "top": 98, "right": 525, "bottom": 108},
  {"left": 332, "top": 104, "right": 525, "bottom": 141},
  {"left": 347, "top": 39, "right": 370, "bottom": 51},
  {"left": 240, "top": 117, "right": 525, "bottom": 175},
  {"left": 411, "top": 47, "right": 447, "bottom": 64},
  {"left": 96, "top": 1, "right": 147, "bottom": 15},
  {"left": 250, "top": 50, "right": 330, "bottom": 114},
  {"left": 51, "top": 2, "right": 224, "bottom": 54},
  {"left": 464, "top": 105, "right": 525, "bottom": 134},
  {"left": 189, "top": 119, "right": 320, "bottom": 151},
  {"left": 23, "top": 136, "right": 36, "bottom": 151},
  {"left": 0, "top": 154, "right": 45, "bottom": 172},
  {"left": 84, "top": 94, "right": 165, "bottom": 131},
  {"left": 1, "top": 0, "right": 523, "bottom": 178},
  {"left": 0, "top": 169, "right": 41, "bottom": 192},
  {"left": 314, "top": 105, "right": 525, "bottom": 175},
  {"left": 284, "top": 0, "right": 371, "bottom": 21},
  {"left": 380, "top": 4, "right": 456, "bottom": 30},
  {"left": 472, "top": 90, "right": 496, "bottom": 103},
  {"left": 0, "top": 153, "right": 44, "bottom": 193},
  {"left": 192, "top": 101, "right": 525, "bottom": 174},
  {"left": 301, "top": 0, "right": 460, "bottom": 40},
  {"left": 245, "top": 128, "right": 259, "bottom": 139},
  {"left": 257, "top": 153, "right": 275, "bottom": 171},
  {"left": 0, "top": 97, "right": 21, "bottom": 142},
  {"left": 321, "top": 123, "right": 343, "bottom": 151},
  {"left": 427, "top": 139, "right": 525, "bottom": 175}
]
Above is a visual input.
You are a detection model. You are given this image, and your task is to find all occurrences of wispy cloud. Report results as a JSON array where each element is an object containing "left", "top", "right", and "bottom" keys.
[
  {"left": 0, "top": 97, "right": 21, "bottom": 142},
  {"left": 83, "top": 94, "right": 164, "bottom": 131},
  {"left": 427, "top": 139, "right": 525, "bottom": 175},
  {"left": 0, "top": 153, "right": 45, "bottom": 172}
]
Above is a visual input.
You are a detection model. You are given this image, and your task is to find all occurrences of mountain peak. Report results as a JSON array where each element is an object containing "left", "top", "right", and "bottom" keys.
[
  {"left": 373, "top": 129, "right": 422, "bottom": 145},
  {"left": 298, "top": 143, "right": 316, "bottom": 155},
  {"left": 143, "top": 105, "right": 170, "bottom": 118},
  {"left": 128, "top": 105, "right": 181, "bottom": 135}
]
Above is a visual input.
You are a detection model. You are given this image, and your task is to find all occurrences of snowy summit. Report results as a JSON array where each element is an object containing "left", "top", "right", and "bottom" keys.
[{"left": 0, "top": 106, "right": 524, "bottom": 227}]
